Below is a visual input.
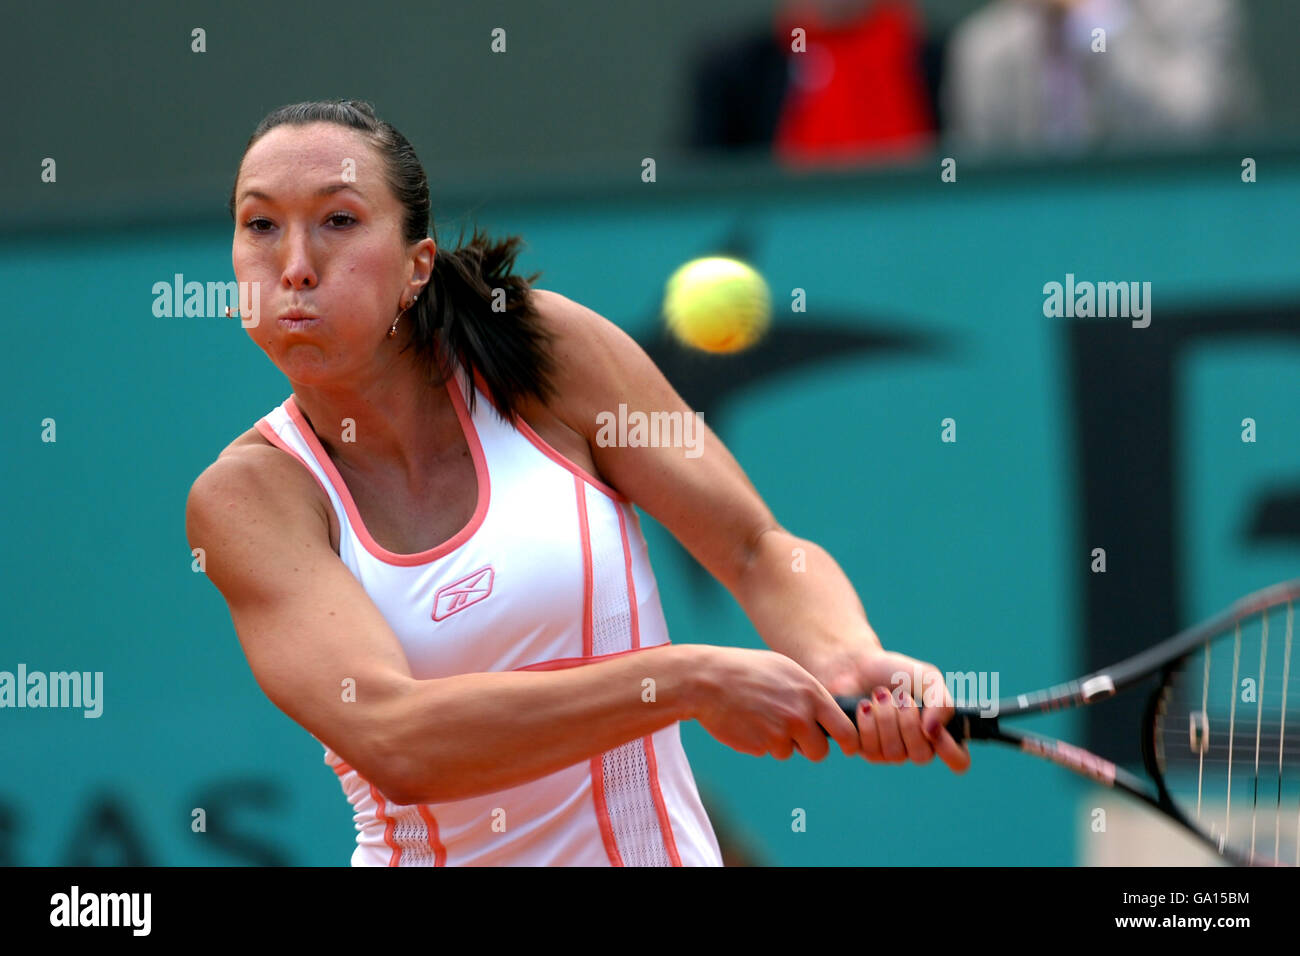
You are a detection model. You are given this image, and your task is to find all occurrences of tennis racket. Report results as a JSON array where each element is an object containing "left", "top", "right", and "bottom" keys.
[{"left": 832, "top": 578, "right": 1300, "bottom": 866}]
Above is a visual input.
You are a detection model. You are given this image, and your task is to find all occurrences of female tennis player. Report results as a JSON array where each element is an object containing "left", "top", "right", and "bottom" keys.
[{"left": 186, "top": 99, "right": 970, "bottom": 867}]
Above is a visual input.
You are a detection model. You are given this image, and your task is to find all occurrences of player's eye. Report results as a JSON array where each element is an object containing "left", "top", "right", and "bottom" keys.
[{"left": 242, "top": 213, "right": 356, "bottom": 232}]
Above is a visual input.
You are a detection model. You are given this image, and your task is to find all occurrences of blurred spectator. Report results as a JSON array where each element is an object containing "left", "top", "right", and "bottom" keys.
[
  {"left": 689, "top": 0, "right": 936, "bottom": 166},
  {"left": 943, "top": 0, "right": 1259, "bottom": 152}
]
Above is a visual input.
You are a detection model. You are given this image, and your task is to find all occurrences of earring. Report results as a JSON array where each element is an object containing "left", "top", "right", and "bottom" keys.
[{"left": 388, "top": 299, "right": 410, "bottom": 339}]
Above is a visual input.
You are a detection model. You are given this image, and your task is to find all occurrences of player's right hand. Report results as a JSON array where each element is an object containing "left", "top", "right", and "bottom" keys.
[
  {"left": 831, "top": 650, "right": 972, "bottom": 774},
  {"left": 689, "top": 646, "right": 860, "bottom": 762}
]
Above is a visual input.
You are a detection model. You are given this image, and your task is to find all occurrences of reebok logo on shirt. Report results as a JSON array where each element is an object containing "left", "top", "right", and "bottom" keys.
[{"left": 432, "top": 566, "right": 495, "bottom": 621}]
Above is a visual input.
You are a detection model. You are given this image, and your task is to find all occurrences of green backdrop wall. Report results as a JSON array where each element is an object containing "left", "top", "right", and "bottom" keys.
[{"left": 3, "top": 145, "right": 1298, "bottom": 865}]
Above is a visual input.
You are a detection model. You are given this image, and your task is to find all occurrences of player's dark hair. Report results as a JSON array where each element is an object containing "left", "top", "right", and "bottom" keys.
[{"left": 227, "top": 98, "right": 555, "bottom": 424}]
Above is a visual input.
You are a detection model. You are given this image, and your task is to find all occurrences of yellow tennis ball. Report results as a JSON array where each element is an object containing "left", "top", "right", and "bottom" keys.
[{"left": 663, "top": 256, "right": 771, "bottom": 353}]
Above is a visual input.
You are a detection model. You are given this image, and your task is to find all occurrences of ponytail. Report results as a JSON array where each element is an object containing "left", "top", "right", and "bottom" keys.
[{"left": 405, "top": 226, "right": 556, "bottom": 425}]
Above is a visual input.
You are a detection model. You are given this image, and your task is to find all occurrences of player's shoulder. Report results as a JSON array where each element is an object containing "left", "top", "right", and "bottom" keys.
[
  {"left": 529, "top": 288, "right": 585, "bottom": 340},
  {"left": 199, "top": 427, "right": 280, "bottom": 483},
  {"left": 528, "top": 287, "right": 644, "bottom": 379},
  {"left": 187, "top": 426, "right": 324, "bottom": 529},
  {"left": 529, "top": 288, "right": 626, "bottom": 344},
  {"left": 220, "top": 425, "right": 274, "bottom": 457}
]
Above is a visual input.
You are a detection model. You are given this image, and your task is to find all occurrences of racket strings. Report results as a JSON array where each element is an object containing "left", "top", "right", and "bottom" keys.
[
  {"left": 1284, "top": 603, "right": 1296, "bottom": 865},
  {"left": 1226, "top": 622, "right": 1240, "bottom": 845},
  {"left": 1252, "top": 613, "right": 1269, "bottom": 859},
  {"left": 1157, "top": 598, "right": 1297, "bottom": 865}
]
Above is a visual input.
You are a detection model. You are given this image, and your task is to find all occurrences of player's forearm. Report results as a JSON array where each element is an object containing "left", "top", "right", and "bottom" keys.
[
  {"left": 730, "top": 528, "right": 883, "bottom": 686},
  {"left": 384, "top": 643, "right": 701, "bottom": 804}
]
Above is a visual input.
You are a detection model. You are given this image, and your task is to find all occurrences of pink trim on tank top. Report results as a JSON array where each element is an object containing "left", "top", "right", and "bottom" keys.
[
  {"left": 574, "top": 477, "right": 595, "bottom": 658},
  {"left": 511, "top": 646, "right": 662, "bottom": 672},
  {"left": 615, "top": 503, "right": 641, "bottom": 651},
  {"left": 573, "top": 474, "right": 621, "bottom": 864},
  {"left": 642, "top": 736, "right": 683, "bottom": 866},
  {"left": 416, "top": 806, "right": 447, "bottom": 866},
  {"left": 590, "top": 754, "right": 623, "bottom": 867},
  {"left": 469, "top": 367, "right": 628, "bottom": 503},
  {"left": 370, "top": 784, "right": 402, "bottom": 867},
  {"left": 281, "top": 370, "right": 491, "bottom": 567},
  {"left": 615, "top": 501, "right": 680, "bottom": 865},
  {"left": 253, "top": 420, "right": 336, "bottom": 505}
]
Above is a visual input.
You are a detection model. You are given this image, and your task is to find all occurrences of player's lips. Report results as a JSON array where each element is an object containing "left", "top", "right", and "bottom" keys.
[{"left": 278, "top": 310, "right": 321, "bottom": 330}]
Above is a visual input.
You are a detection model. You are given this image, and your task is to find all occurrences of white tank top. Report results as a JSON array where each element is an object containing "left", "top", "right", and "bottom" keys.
[{"left": 253, "top": 362, "right": 723, "bottom": 866}]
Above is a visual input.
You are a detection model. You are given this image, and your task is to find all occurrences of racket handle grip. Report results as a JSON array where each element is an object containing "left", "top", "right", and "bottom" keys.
[{"left": 828, "top": 694, "right": 984, "bottom": 741}]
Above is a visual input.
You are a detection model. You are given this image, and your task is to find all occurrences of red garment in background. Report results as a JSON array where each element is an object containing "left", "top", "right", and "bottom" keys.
[{"left": 773, "top": 0, "right": 934, "bottom": 166}]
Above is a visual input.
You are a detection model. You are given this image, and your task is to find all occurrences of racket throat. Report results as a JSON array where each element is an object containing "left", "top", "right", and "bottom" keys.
[{"left": 1012, "top": 730, "right": 1119, "bottom": 787}]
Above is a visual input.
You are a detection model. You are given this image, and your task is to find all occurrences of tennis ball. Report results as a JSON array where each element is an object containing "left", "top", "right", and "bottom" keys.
[{"left": 663, "top": 256, "right": 771, "bottom": 354}]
